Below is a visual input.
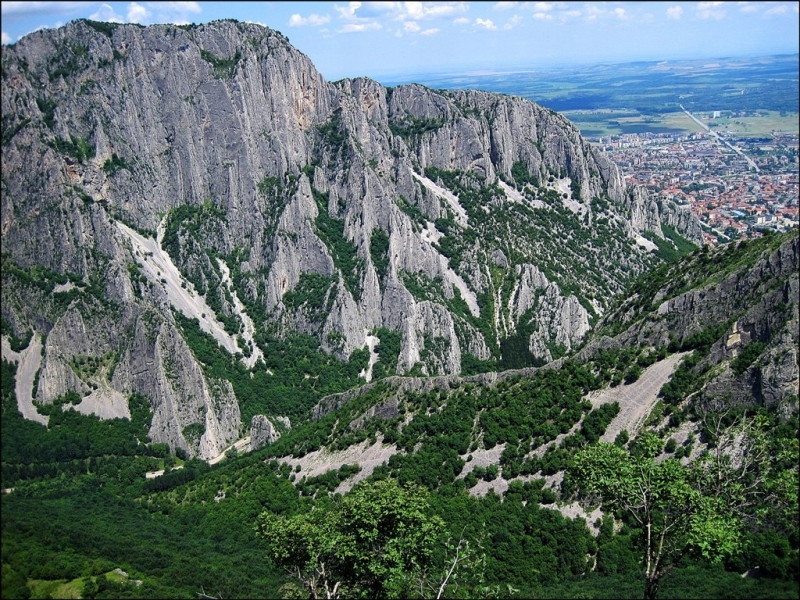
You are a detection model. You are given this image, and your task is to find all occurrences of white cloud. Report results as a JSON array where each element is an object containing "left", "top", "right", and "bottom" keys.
[
  {"left": 332, "top": 1, "right": 467, "bottom": 36},
  {"left": 503, "top": 14, "right": 522, "bottom": 29},
  {"left": 666, "top": 5, "right": 683, "bottom": 20},
  {"left": 696, "top": 1, "right": 727, "bottom": 20},
  {"left": 156, "top": 2, "right": 200, "bottom": 14},
  {"left": 533, "top": 11, "right": 553, "bottom": 20},
  {"left": 475, "top": 18, "right": 497, "bottom": 30},
  {"left": 764, "top": 4, "right": 790, "bottom": 17},
  {"left": 738, "top": 2, "right": 759, "bottom": 13},
  {"left": 89, "top": 3, "right": 124, "bottom": 23},
  {"left": 338, "top": 22, "right": 382, "bottom": 33},
  {"left": 288, "top": 13, "right": 331, "bottom": 27},
  {"left": 582, "top": 4, "right": 649, "bottom": 23},
  {"left": 400, "top": 2, "right": 468, "bottom": 20},
  {"left": 0, "top": 2, "right": 92, "bottom": 17},
  {"left": 559, "top": 9, "right": 581, "bottom": 20},
  {"left": 493, "top": 1, "right": 518, "bottom": 9},
  {"left": 584, "top": 4, "right": 603, "bottom": 21},
  {"left": 341, "top": 1, "right": 468, "bottom": 23},
  {"left": 395, "top": 19, "right": 440, "bottom": 37},
  {"left": 533, "top": 2, "right": 554, "bottom": 12},
  {"left": 146, "top": 1, "right": 202, "bottom": 25},
  {"left": 2, "top": 31, "right": 11, "bottom": 44},
  {"left": 87, "top": 1, "right": 198, "bottom": 27},
  {"left": 127, "top": 2, "right": 150, "bottom": 24},
  {"left": 335, "top": 1, "right": 362, "bottom": 21}
]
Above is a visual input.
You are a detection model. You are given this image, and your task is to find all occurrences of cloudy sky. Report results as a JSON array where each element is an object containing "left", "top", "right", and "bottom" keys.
[{"left": 2, "top": 1, "right": 798, "bottom": 80}]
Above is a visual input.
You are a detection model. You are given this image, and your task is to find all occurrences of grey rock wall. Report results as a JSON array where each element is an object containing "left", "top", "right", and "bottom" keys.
[{"left": 1, "top": 19, "right": 705, "bottom": 455}]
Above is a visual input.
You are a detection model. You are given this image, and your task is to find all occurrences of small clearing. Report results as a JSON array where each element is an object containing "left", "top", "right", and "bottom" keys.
[
  {"left": 420, "top": 220, "right": 443, "bottom": 244},
  {"left": 73, "top": 383, "right": 130, "bottom": 420},
  {"left": 552, "top": 176, "right": 572, "bottom": 197},
  {"left": 145, "top": 465, "right": 184, "bottom": 479},
  {"left": 279, "top": 438, "right": 399, "bottom": 494},
  {"left": 459, "top": 443, "right": 506, "bottom": 475},
  {"left": 498, "top": 180, "right": 524, "bottom": 204},
  {"left": 548, "top": 502, "right": 604, "bottom": 534},
  {"left": 411, "top": 170, "right": 469, "bottom": 227},
  {"left": 635, "top": 234, "right": 659, "bottom": 252},
  {"left": 562, "top": 197, "right": 584, "bottom": 214},
  {"left": 498, "top": 180, "right": 545, "bottom": 209},
  {"left": 359, "top": 331, "right": 380, "bottom": 383}
]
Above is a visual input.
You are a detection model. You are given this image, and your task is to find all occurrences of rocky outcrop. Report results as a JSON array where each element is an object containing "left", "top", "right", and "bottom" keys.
[
  {"left": 250, "top": 415, "right": 281, "bottom": 451},
  {"left": 581, "top": 234, "right": 799, "bottom": 413},
  {"left": 508, "top": 264, "right": 591, "bottom": 363},
  {"left": 104, "top": 312, "right": 241, "bottom": 459}
]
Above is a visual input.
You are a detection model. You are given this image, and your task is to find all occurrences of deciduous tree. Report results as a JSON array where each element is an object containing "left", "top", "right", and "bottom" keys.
[
  {"left": 255, "top": 479, "right": 443, "bottom": 599},
  {"left": 573, "top": 412, "right": 797, "bottom": 600}
]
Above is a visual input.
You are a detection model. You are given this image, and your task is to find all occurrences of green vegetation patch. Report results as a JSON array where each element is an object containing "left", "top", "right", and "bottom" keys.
[
  {"left": 389, "top": 114, "right": 445, "bottom": 142},
  {"left": 311, "top": 188, "right": 365, "bottom": 301},
  {"left": 102, "top": 153, "right": 130, "bottom": 175},
  {"left": 199, "top": 48, "right": 240, "bottom": 78},
  {"left": 282, "top": 272, "right": 337, "bottom": 319},
  {"left": 370, "top": 228, "right": 390, "bottom": 281},
  {"left": 173, "top": 311, "right": 371, "bottom": 424}
]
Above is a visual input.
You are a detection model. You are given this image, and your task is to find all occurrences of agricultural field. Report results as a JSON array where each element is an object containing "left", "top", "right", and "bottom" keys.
[{"left": 562, "top": 109, "right": 799, "bottom": 138}]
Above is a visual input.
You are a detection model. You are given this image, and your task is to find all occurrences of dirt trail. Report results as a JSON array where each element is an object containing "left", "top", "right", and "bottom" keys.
[
  {"left": 359, "top": 332, "right": 380, "bottom": 383},
  {"left": 216, "top": 259, "right": 263, "bottom": 368},
  {"left": 208, "top": 436, "right": 251, "bottom": 465}
]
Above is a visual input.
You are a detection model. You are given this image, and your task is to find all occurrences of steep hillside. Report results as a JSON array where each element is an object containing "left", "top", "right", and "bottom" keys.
[
  {"left": 2, "top": 19, "right": 699, "bottom": 458},
  {"left": 262, "top": 231, "right": 798, "bottom": 496},
  {"left": 1, "top": 232, "right": 796, "bottom": 600}
]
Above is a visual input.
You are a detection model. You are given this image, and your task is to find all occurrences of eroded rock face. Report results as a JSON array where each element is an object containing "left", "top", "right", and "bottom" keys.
[{"left": 1, "top": 19, "right": 704, "bottom": 451}]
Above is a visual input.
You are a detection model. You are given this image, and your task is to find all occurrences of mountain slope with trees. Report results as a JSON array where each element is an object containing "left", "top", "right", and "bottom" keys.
[{"left": 0, "top": 18, "right": 797, "bottom": 600}]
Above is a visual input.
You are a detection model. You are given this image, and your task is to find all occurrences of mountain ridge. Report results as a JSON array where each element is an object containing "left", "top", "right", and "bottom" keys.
[{"left": 3, "top": 18, "right": 702, "bottom": 458}]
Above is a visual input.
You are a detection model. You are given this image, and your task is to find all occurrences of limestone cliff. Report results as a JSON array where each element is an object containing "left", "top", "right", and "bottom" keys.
[{"left": 1, "top": 19, "right": 702, "bottom": 457}]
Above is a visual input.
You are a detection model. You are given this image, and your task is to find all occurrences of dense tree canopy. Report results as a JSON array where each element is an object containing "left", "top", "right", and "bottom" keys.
[{"left": 256, "top": 479, "right": 444, "bottom": 599}]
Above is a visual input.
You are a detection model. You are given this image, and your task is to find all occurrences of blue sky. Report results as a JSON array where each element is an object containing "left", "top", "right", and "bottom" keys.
[{"left": 2, "top": 2, "right": 798, "bottom": 80}]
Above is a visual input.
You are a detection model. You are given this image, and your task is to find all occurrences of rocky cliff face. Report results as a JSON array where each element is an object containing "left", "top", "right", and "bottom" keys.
[
  {"left": 583, "top": 233, "right": 799, "bottom": 414},
  {"left": 1, "top": 19, "right": 701, "bottom": 457}
]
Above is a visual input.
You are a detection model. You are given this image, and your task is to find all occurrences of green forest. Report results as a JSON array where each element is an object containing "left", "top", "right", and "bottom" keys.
[
  {"left": 2, "top": 351, "right": 798, "bottom": 597},
  {"left": 2, "top": 234, "right": 798, "bottom": 599}
]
